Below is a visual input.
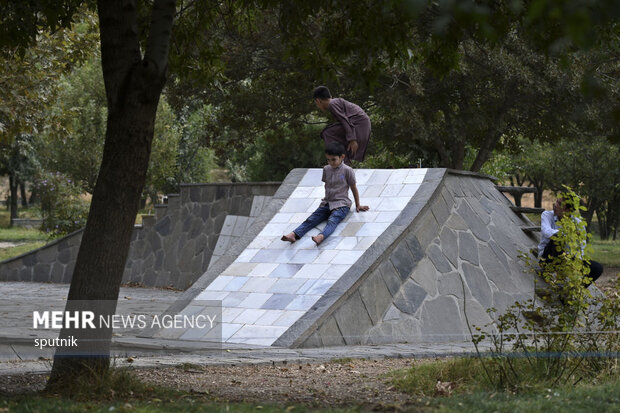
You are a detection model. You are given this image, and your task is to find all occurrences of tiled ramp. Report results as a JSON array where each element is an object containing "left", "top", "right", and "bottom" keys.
[
  {"left": 155, "top": 168, "right": 539, "bottom": 348},
  {"left": 197, "top": 169, "right": 425, "bottom": 346}
]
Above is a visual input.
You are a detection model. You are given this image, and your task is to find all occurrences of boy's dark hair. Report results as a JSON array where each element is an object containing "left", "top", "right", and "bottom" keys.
[
  {"left": 325, "top": 142, "right": 346, "bottom": 156},
  {"left": 313, "top": 86, "right": 331, "bottom": 100}
]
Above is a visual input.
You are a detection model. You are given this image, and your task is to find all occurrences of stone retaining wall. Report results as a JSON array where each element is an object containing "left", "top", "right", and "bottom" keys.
[
  {"left": 285, "top": 170, "right": 539, "bottom": 347},
  {"left": 0, "top": 182, "right": 280, "bottom": 289}
]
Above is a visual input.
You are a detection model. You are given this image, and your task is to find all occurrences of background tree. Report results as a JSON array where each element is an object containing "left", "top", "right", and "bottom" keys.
[{"left": 0, "top": 134, "right": 41, "bottom": 221}]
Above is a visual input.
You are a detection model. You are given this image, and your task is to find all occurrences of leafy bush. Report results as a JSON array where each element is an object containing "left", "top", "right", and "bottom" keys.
[
  {"left": 469, "top": 188, "right": 619, "bottom": 390},
  {"left": 35, "top": 172, "right": 89, "bottom": 237}
]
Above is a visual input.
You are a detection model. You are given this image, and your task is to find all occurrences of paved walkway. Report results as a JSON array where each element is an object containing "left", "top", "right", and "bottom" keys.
[{"left": 0, "top": 282, "right": 481, "bottom": 376}]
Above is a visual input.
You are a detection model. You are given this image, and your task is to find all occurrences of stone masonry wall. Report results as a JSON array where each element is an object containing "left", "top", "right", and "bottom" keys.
[
  {"left": 0, "top": 182, "right": 280, "bottom": 290},
  {"left": 294, "top": 171, "right": 538, "bottom": 347}
]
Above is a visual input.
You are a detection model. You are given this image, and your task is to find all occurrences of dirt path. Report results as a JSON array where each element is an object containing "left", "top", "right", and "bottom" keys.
[
  {"left": 133, "top": 358, "right": 418, "bottom": 408},
  {"left": 0, "top": 358, "right": 422, "bottom": 409}
]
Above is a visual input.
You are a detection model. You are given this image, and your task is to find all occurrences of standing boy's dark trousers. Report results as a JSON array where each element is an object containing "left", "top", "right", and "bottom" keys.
[
  {"left": 540, "top": 239, "right": 603, "bottom": 287},
  {"left": 292, "top": 204, "right": 349, "bottom": 240}
]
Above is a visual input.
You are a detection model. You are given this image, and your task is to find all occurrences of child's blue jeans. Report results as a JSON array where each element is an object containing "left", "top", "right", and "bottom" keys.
[{"left": 293, "top": 204, "right": 350, "bottom": 240}]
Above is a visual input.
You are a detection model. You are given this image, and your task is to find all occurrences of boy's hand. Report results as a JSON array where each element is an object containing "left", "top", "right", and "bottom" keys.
[
  {"left": 348, "top": 140, "right": 359, "bottom": 157},
  {"left": 356, "top": 205, "right": 369, "bottom": 212}
]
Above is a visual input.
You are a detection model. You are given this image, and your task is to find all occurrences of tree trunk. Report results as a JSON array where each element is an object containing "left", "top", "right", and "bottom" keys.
[
  {"left": 597, "top": 207, "right": 608, "bottom": 240},
  {"left": 529, "top": 178, "right": 544, "bottom": 208},
  {"left": 48, "top": 0, "right": 175, "bottom": 387},
  {"left": 19, "top": 181, "right": 28, "bottom": 207},
  {"left": 8, "top": 173, "right": 18, "bottom": 224}
]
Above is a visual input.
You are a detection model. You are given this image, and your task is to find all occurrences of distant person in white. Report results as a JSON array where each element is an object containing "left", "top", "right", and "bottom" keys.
[{"left": 538, "top": 196, "right": 603, "bottom": 287}]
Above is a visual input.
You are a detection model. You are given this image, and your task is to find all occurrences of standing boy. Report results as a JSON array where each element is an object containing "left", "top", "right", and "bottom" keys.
[
  {"left": 313, "top": 86, "right": 371, "bottom": 165},
  {"left": 281, "top": 142, "right": 369, "bottom": 246}
]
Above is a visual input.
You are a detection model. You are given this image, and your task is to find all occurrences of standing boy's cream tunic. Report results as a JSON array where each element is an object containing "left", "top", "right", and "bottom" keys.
[{"left": 320, "top": 98, "right": 371, "bottom": 162}]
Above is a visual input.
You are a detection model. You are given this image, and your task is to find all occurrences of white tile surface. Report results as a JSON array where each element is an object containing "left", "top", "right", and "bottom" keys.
[
  {"left": 249, "top": 263, "right": 279, "bottom": 277},
  {"left": 233, "top": 309, "right": 267, "bottom": 324},
  {"left": 205, "top": 275, "right": 234, "bottom": 291},
  {"left": 240, "top": 277, "right": 277, "bottom": 293},
  {"left": 237, "top": 293, "right": 273, "bottom": 309},
  {"left": 294, "top": 264, "right": 330, "bottom": 279},
  {"left": 357, "top": 222, "right": 391, "bottom": 236}
]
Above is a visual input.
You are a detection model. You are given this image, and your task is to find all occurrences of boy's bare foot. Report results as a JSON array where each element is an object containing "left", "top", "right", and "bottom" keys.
[
  {"left": 312, "top": 234, "right": 325, "bottom": 246},
  {"left": 281, "top": 232, "right": 297, "bottom": 243}
]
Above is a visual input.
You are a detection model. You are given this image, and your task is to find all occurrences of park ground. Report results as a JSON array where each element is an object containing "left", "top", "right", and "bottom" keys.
[{"left": 1, "top": 356, "right": 619, "bottom": 412}]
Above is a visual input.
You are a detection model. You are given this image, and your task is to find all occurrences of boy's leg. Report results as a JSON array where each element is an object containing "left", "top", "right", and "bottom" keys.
[
  {"left": 583, "top": 260, "right": 603, "bottom": 287},
  {"left": 282, "top": 205, "right": 330, "bottom": 242},
  {"left": 312, "top": 206, "right": 349, "bottom": 245}
]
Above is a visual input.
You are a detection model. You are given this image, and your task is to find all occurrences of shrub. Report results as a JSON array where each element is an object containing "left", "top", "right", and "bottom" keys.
[
  {"left": 35, "top": 171, "right": 89, "bottom": 237},
  {"left": 469, "top": 187, "right": 619, "bottom": 390}
]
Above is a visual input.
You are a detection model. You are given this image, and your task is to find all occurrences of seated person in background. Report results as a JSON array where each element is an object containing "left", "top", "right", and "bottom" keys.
[{"left": 538, "top": 196, "right": 603, "bottom": 288}]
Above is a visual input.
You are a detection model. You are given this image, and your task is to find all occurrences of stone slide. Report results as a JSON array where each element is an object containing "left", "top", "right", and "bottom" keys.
[{"left": 154, "top": 168, "right": 539, "bottom": 347}]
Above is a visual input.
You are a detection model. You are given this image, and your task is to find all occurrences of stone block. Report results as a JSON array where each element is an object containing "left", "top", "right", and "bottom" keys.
[
  {"left": 50, "top": 263, "right": 64, "bottom": 283},
  {"left": 189, "top": 186, "right": 202, "bottom": 202},
  {"left": 58, "top": 247, "right": 73, "bottom": 265},
  {"left": 427, "top": 244, "right": 453, "bottom": 273},
  {"left": 379, "top": 261, "right": 401, "bottom": 296},
  {"left": 19, "top": 267, "right": 32, "bottom": 282},
  {"left": 419, "top": 296, "right": 465, "bottom": 342},
  {"left": 302, "top": 332, "right": 323, "bottom": 348},
  {"left": 23, "top": 254, "right": 36, "bottom": 266},
  {"left": 189, "top": 217, "right": 204, "bottom": 239},
  {"left": 36, "top": 246, "right": 58, "bottom": 264},
  {"left": 200, "top": 204, "right": 211, "bottom": 221},
  {"left": 334, "top": 291, "right": 374, "bottom": 345},
  {"left": 213, "top": 213, "right": 227, "bottom": 234},
  {"left": 359, "top": 270, "right": 393, "bottom": 324},
  {"left": 410, "top": 257, "right": 438, "bottom": 295},
  {"left": 414, "top": 210, "right": 439, "bottom": 248},
  {"left": 458, "top": 231, "right": 479, "bottom": 265},
  {"left": 143, "top": 270, "right": 158, "bottom": 286},
  {"left": 462, "top": 263, "right": 493, "bottom": 309},
  {"left": 441, "top": 186, "right": 456, "bottom": 211},
  {"left": 389, "top": 241, "right": 416, "bottom": 281},
  {"left": 437, "top": 271, "right": 470, "bottom": 299},
  {"left": 318, "top": 316, "right": 345, "bottom": 346},
  {"left": 478, "top": 244, "right": 516, "bottom": 293},
  {"left": 488, "top": 240, "right": 510, "bottom": 274},
  {"left": 393, "top": 279, "right": 427, "bottom": 315},
  {"left": 431, "top": 193, "right": 451, "bottom": 225},
  {"left": 155, "top": 216, "right": 172, "bottom": 236},
  {"left": 439, "top": 227, "right": 458, "bottom": 267},
  {"left": 457, "top": 200, "right": 489, "bottom": 242},
  {"left": 147, "top": 230, "right": 162, "bottom": 251},
  {"left": 33, "top": 263, "right": 51, "bottom": 282},
  {"left": 489, "top": 224, "right": 517, "bottom": 258},
  {"left": 216, "top": 185, "right": 231, "bottom": 200},
  {"left": 404, "top": 231, "right": 425, "bottom": 262},
  {"left": 467, "top": 197, "right": 491, "bottom": 224},
  {"left": 62, "top": 263, "right": 75, "bottom": 283}
]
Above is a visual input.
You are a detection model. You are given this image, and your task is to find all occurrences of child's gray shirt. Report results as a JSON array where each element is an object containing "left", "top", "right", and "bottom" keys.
[{"left": 320, "top": 163, "right": 355, "bottom": 210}]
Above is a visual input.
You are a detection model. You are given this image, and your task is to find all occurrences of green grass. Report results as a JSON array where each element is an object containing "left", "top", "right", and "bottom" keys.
[
  {"left": 389, "top": 358, "right": 490, "bottom": 397},
  {"left": 0, "top": 207, "right": 49, "bottom": 262},
  {"left": 389, "top": 357, "right": 620, "bottom": 412},
  {"left": 590, "top": 237, "right": 620, "bottom": 267},
  {"left": 430, "top": 380, "right": 620, "bottom": 412},
  {"left": 0, "top": 241, "right": 47, "bottom": 261}
]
